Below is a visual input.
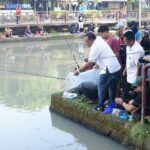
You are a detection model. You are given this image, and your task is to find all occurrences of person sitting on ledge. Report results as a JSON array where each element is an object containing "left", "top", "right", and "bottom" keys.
[
  {"left": 115, "top": 76, "right": 149, "bottom": 120},
  {"left": 25, "top": 25, "right": 34, "bottom": 37},
  {"left": 36, "top": 25, "right": 47, "bottom": 36},
  {"left": 5, "top": 26, "right": 13, "bottom": 38}
]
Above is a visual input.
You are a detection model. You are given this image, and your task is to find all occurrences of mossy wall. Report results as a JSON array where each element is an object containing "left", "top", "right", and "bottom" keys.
[
  {"left": 50, "top": 93, "right": 150, "bottom": 150},
  {"left": 0, "top": 33, "right": 77, "bottom": 43},
  {"left": 0, "top": 25, "right": 70, "bottom": 36}
]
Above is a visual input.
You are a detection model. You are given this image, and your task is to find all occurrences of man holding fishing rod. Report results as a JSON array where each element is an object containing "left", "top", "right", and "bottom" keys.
[{"left": 74, "top": 32, "right": 121, "bottom": 113}]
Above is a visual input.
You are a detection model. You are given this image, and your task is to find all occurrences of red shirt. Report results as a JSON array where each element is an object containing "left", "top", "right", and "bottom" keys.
[
  {"left": 16, "top": 8, "right": 21, "bottom": 16},
  {"left": 107, "top": 36, "right": 120, "bottom": 62},
  {"left": 107, "top": 36, "right": 120, "bottom": 53}
]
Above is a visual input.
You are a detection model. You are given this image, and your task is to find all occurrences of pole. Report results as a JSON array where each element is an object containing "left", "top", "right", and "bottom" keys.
[
  {"left": 139, "top": 0, "right": 141, "bottom": 28},
  {"left": 34, "top": 0, "right": 36, "bottom": 11},
  {"left": 46, "top": 0, "right": 48, "bottom": 15}
]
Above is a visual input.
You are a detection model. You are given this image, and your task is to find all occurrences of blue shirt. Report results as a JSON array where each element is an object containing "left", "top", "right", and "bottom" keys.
[{"left": 135, "top": 31, "right": 143, "bottom": 42}]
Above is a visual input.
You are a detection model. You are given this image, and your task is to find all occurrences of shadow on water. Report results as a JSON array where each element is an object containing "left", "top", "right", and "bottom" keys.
[{"left": 50, "top": 112, "right": 130, "bottom": 150}]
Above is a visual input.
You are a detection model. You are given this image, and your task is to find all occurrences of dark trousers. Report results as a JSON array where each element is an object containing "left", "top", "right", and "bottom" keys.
[
  {"left": 121, "top": 79, "right": 133, "bottom": 102},
  {"left": 16, "top": 16, "right": 20, "bottom": 24},
  {"left": 97, "top": 70, "right": 120, "bottom": 107},
  {"left": 69, "top": 82, "right": 98, "bottom": 101}
]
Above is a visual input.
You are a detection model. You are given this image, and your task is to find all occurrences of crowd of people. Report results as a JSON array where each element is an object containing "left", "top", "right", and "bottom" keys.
[
  {"left": 4, "top": 25, "right": 48, "bottom": 38},
  {"left": 66, "top": 21, "right": 150, "bottom": 121}
]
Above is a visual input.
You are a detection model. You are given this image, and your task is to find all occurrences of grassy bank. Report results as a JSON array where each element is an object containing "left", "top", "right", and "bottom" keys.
[{"left": 50, "top": 92, "right": 150, "bottom": 150}]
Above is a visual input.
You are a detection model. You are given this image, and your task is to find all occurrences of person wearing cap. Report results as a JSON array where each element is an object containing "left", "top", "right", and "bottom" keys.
[
  {"left": 115, "top": 76, "right": 143, "bottom": 120},
  {"left": 128, "top": 21, "right": 143, "bottom": 43},
  {"left": 98, "top": 24, "right": 120, "bottom": 61}
]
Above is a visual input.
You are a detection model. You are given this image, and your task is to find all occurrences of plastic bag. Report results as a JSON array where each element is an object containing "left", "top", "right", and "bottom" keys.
[{"left": 65, "top": 69, "right": 99, "bottom": 91}]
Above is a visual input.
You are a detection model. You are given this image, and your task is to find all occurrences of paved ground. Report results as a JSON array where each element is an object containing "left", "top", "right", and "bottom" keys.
[{"left": 0, "top": 19, "right": 117, "bottom": 28}]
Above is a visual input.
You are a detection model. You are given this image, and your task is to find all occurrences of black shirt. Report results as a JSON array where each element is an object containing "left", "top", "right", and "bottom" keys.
[
  {"left": 79, "top": 15, "right": 84, "bottom": 22},
  {"left": 132, "top": 92, "right": 150, "bottom": 120}
]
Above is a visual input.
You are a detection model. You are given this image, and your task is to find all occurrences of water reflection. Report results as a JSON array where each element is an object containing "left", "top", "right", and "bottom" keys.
[
  {"left": 0, "top": 40, "right": 129, "bottom": 150},
  {"left": 0, "top": 40, "right": 81, "bottom": 110},
  {"left": 51, "top": 112, "right": 129, "bottom": 150}
]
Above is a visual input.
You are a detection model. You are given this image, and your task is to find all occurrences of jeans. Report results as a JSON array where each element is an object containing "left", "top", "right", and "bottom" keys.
[{"left": 97, "top": 69, "right": 120, "bottom": 107}]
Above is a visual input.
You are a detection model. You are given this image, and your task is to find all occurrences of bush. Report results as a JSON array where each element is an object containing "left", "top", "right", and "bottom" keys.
[
  {"left": 52, "top": 10, "right": 66, "bottom": 19},
  {"left": 130, "top": 123, "right": 150, "bottom": 146},
  {"left": 86, "top": 10, "right": 102, "bottom": 19}
]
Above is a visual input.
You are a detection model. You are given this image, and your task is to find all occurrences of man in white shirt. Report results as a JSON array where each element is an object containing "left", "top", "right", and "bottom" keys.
[
  {"left": 122, "top": 30, "right": 144, "bottom": 100},
  {"left": 74, "top": 32, "right": 96, "bottom": 75},
  {"left": 74, "top": 32, "right": 121, "bottom": 111},
  {"left": 123, "top": 31, "right": 144, "bottom": 84}
]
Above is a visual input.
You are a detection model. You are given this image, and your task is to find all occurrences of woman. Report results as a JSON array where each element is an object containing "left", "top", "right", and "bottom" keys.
[{"left": 25, "top": 25, "right": 34, "bottom": 37}]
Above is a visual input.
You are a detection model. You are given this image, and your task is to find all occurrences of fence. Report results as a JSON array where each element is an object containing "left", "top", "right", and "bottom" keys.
[
  {"left": 141, "top": 64, "right": 150, "bottom": 124},
  {"left": 0, "top": 10, "right": 150, "bottom": 25}
]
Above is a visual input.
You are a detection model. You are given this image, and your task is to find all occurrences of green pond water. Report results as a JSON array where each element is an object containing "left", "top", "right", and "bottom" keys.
[{"left": 0, "top": 39, "right": 129, "bottom": 150}]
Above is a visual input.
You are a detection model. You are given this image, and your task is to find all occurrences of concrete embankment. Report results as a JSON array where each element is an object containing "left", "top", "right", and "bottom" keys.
[
  {"left": 0, "top": 33, "right": 81, "bottom": 43},
  {"left": 50, "top": 93, "right": 150, "bottom": 150}
]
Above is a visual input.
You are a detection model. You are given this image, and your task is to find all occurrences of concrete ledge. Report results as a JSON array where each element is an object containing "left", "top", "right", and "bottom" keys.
[
  {"left": 0, "top": 33, "right": 83, "bottom": 43},
  {"left": 50, "top": 93, "right": 150, "bottom": 150}
]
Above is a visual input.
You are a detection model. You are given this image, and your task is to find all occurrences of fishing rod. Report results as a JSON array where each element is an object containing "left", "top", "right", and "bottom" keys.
[
  {"left": 0, "top": 69, "right": 65, "bottom": 80},
  {"left": 65, "top": 38, "right": 80, "bottom": 69},
  {"left": 61, "top": 27, "right": 80, "bottom": 69}
]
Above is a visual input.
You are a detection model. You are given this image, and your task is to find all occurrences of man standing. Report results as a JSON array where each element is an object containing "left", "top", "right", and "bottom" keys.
[
  {"left": 78, "top": 13, "right": 84, "bottom": 32},
  {"left": 16, "top": 6, "right": 21, "bottom": 24},
  {"left": 37, "top": 3, "right": 44, "bottom": 24},
  {"left": 122, "top": 31, "right": 144, "bottom": 100},
  {"left": 74, "top": 32, "right": 96, "bottom": 75},
  {"left": 75, "top": 32, "right": 121, "bottom": 111},
  {"left": 98, "top": 25, "right": 120, "bottom": 61},
  {"left": 128, "top": 21, "right": 143, "bottom": 43}
]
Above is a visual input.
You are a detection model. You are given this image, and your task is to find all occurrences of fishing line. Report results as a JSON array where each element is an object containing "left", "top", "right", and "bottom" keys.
[
  {"left": 0, "top": 69, "right": 65, "bottom": 80},
  {"left": 61, "top": 27, "right": 80, "bottom": 69},
  {"left": 65, "top": 37, "right": 80, "bottom": 69}
]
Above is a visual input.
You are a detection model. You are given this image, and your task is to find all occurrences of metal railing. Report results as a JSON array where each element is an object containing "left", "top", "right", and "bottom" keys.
[
  {"left": 0, "top": 10, "right": 150, "bottom": 25},
  {"left": 141, "top": 64, "right": 150, "bottom": 124}
]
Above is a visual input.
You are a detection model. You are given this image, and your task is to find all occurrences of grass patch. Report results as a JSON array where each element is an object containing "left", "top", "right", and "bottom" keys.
[{"left": 130, "top": 122, "right": 150, "bottom": 145}]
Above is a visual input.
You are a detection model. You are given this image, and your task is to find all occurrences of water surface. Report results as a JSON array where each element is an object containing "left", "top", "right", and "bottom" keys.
[{"left": 0, "top": 40, "right": 129, "bottom": 150}]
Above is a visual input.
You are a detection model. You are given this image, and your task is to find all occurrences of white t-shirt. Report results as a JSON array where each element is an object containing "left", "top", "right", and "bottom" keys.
[
  {"left": 126, "top": 41, "right": 144, "bottom": 84},
  {"left": 88, "top": 36, "right": 121, "bottom": 74}
]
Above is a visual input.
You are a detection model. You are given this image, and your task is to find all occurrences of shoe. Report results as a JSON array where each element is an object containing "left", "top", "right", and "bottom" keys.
[
  {"left": 103, "top": 102, "right": 117, "bottom": 114},
  {"left": 92, "top": 105, "right": 104, "bottom": 112},
  {"left": 104, "top": 100, "right": 109, "bottom": 108}
]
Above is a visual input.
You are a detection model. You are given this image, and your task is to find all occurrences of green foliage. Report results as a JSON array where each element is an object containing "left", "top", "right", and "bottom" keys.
[
  {"left": 86, "top": 10, "right": 102, "bottom": 19},
  {"left": 130, "top": 123, "right": 150, "bottom": 145},
  {"left": 52, "top": 10, "right": 66, "bottom": 19}
]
